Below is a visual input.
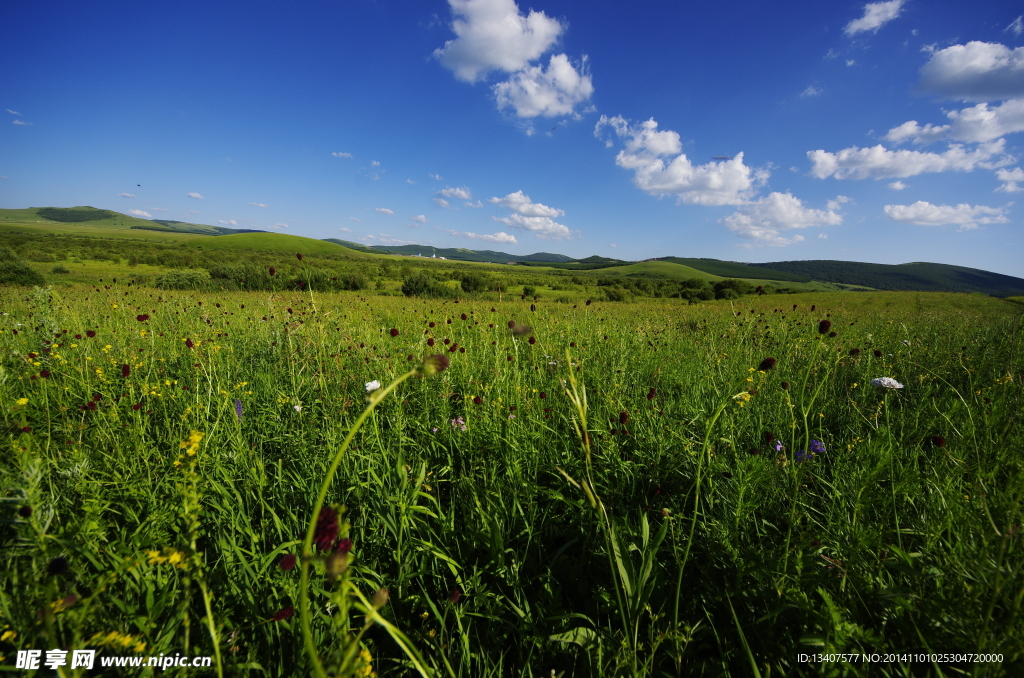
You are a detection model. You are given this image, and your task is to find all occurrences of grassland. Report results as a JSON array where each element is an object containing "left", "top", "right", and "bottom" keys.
[{"left": 1, "top": 280, "right": 1021, "bottom": 676}]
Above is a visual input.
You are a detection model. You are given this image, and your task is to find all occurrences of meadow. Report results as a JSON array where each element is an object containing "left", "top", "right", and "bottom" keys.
[{"left": 1, "top": 280, "right": 1022, "bottom": 677}]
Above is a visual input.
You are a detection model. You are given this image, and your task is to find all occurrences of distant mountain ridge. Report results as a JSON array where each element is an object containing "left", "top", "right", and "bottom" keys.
[{"left": 321, "top": 239, "right": 573, "bottom": 263}]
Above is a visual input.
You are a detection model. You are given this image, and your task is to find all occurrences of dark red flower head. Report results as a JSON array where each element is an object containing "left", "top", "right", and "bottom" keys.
[
  {"left": 780, "top": 381, "right": 790, "bottom": 390},
  {"left": 757, "top": 357, "right": 776, "bottom": 371},
  {"left": 647, "top": 388, "right": 656, "bottom": 401},
  {"left": 931, "top": 435, "right": 946, "bottom": 447},
  {"left": 48, "top": 557, "right": 69, "bottom": 576},
  {"left": 818, "top": 320, "right": 831, "bottom": 334},
  {"left": 335, "top": 538, "right": 353, "bottom": 554},
  {"left": 269, "top": 267, "right": 276, "bottom": 276},
  {"left": 811, "top": 305, "right": 816, "bottom": 311},
  {"left": 449, "top": 588, "right": 462, "bottom": 604},
  {"left": 619, "top": 411, "right": 629, "bottom": 425},
  {"left": 828, "top": 331, "right": 838, "bottom": 338},
  {"left": 296, "top": 253, "right": 303, "bottom": 260},
  {"left": 389, "top": 328, "right": 399, "bottom": 337},
  {"left": 39, "top": 370, "right": 50, "bottom": 378},
  {"left": 461, "top": 313, "right": 467, "bottom": 320},
  {"left": 279, "top": 554, "right": 297, "bottom": 571},
  {"left": 849, "top": 348, "right": 861, "bottom": 357},
  {"left": 528, "top": 336, "right": 536, "bottom": 344},
  {"left": 873, "top": 349, "right": 882, "bottom": 358},
  {"left": 185, "top": 339, "right": 194, "bottom": 349},
  {"left": 427, "top": 337, "right": 435, "bottom": 347},
  {"left": 313, "top": 506, "right": 339, "bottom": 551},
  {"left": 585, "top": 300, "right": 592, "bottom": 306},
  {"left": 429, "top": 321, "right": 436, "bottom": 328},
  {"left": 136, "top": 314, "right": 149, "bottom": 322},
  {"left": 86, "top": 330, "right": 96, "bottom": 338},
  {"left": 273, "top": 606, "right": 294, "bottom": 621},
  {"left": 121, "top": 364, "right": 131, "bottom": 378},
  {"left": 539, "top": 392, "right": 547, "bottom": 399},
  {"left": 473, "top": 396, "right": 482, "bottom": 405},
  {"left": 18, "top": 505, "right": 32, "bottom": 518}
]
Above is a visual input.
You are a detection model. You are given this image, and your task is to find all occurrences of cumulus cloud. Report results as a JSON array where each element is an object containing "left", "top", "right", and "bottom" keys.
[
  {"left": 883, "top": 200, "right": 1009, "bottom": 230},
  {"left": 807, "top": 139, "right": 1009, "bottom": 179},
  {"left": 494, "top": 53, "right": 594, "bottom": 118},
  {"left": 219, "top": 219, "right": 238, "bottom": 226},
  {"left": 827, "top": 195, "right": 852, "bottom": 210},
  {"left": 434, "top": 198, "right": 451, "bottom": 208},
  {"left": 844, "top": 0, "right": 906, "bottom": 36},
  {"left": 411, "top": 214, "right": 428, "bottom": 223},
  {"left": 885, "top": 98, "right": 1024, "bottom": 144},
  {"left": 118, "top": 193, "right": 136, "bottom": 198},
  {"left": 489, "top": 190, "right": 573, "bottom": 239},
  {"left": 187, "top": 192, "right": 205, "bottom": 199},
  {"left": 721, "top": 192, "right": 843, "bottom": 247},
  {"left": 438, "top": 186, "right": 472, "bottom": 199},
  {"left": 371, "top": 160, "right": 380, "bottom": 167},
  {"left": 375, "top": 208, "right": 394, "bottom": 215},
  {"left": 332, "top": 151, "right": 353, "bottom": 158},
  {"left": 996, "top": 167, "right": 1024, "bottom": 192},
  {"left": 434, "top": 0, "right": 564, "bottom": 83},
  {"left": 429, "top": 173, "right": 443, "bottom": 180},
  {"left": 127, "top": 209, "right": 152, "bottom": 218},
  {"left": 800, "top": 85, "right": 822, "bottom": 98},
  {"left": 250, "top": 202, "right": 268, "bottom": 208},
  {"left": 595, "top": 115, "right": 768, "bottom": 205},
  {"left": 889, "top": 180, "right": 909, "bottom": 190},
  {"left": 443, "top": 228, "right": 518, "bottom": 244},
  {"left": 918, "top": 42, "right": 1024, "bottom": 101}
]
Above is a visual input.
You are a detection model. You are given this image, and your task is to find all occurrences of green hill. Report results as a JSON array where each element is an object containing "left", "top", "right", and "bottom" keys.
[
  {"left": 656, "top": 257, "right": 812, "bottom": 283},
  {"left": 320, "top": 240, "right": 574, "bottom": 263},
  {"left": 754, "top": 260, "right": 1024, "bottom": 297},
  {"left": 181, "top": 232, "right": 366, "bottom": 257}
]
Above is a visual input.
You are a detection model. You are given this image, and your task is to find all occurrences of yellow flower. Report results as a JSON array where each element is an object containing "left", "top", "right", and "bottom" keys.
[
  {"left": 179, "top": 430, "right": 204, "bottom": 456},
  {"left": 1, "top": 630, "right": 16, "bottom": 642},
  {"left": 16, "top": 398, "right": 28, "bottom": 406}
]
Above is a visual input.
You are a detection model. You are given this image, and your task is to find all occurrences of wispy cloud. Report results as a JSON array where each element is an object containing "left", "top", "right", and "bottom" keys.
[
  {"left": 350, "top": 216, "right": 362, "bottom": 222},
  {"left": 465, "top": 200, "right": 483, "bottom": 208},
  {"left": 429, "top": 173, "right": 443, "bottom": 180},
  {"left": 844, "top": 0, "right": 906, "bottom": 36},
  {"left": 406, "top": 178, "right": 416, "bottom": 184},
  {"left": 362, "top": 233, "right": 417, "bottom": 246},
  {"left": 150, "top": 207, "right": 170, "bottom": 212},
  {"left": 438, "top": 185, "right": 472, "bottom": 199},
  {"left": 375, "top": 207, "right": 394, "bottom": 215},
  {"left": 271, "top": 222, "right": 290, "bottom": 228},
  {"left": 187, "top": 192, "right": 205, "bottom": 199},
  {"left": 127, "top": 209, "right": 152, "bottom": 218},
  {"left": 883, "top": 200, "right": 1008, "bottom": 230},
  {"left": 219, "top": 219, "right": 238, "bottom": 226},
  {"left": 118, "top": 193, "right": 136, "bottom": 198},
  {"left": 1006, "top": 15, "right": 1023, "bottom": 37},
  {"left": 371, "top": 160, "right": 380, "bottom": 167},
  {"left": 721, "top": 192, "right": 843, "bottom": 247},
  {"left": 332, "top": 151, "right": 353, "bottom": 158},
  {"left": 443, "top": 228, "right": 518, "bottom": 244},
  {"left": 434, "top": 198, "right": 451, "bottom": 208},
  {"left": 808, "top": 140, "right": 1010, "bottom": 179},
  {"left": 338, "top": 227, "right": 353, "bottom": 233},
  {"left": 12, "top": 120, "right": 31, "bottom": 126},
  {"left": 250, "top": 202, "right": 268, "bottom": 208},
  {"left": 5, "top": 109, "right": 20, "bottom": 115},
  {"left": 800, "top": 85, "right": 822, "bottom": 98}
]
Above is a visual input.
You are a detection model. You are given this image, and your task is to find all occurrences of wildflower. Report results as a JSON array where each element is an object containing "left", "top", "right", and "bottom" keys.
[
  {"left": 849, "top": 348, "right": 861, "bottom": 357},
  {"left": 313, "top": 506, "right": 339, "bottom": 551},
  {"left": 757, "top": 357, "right": 776, "bottom": 371},
  {"left": 269, "top": 267, "right": 276, "bottom": 276},
  {"left": 273, "top": 606, "right": 294, "bottom": 621},
  {"left": 449, "top": 588, "right": 462, "bottom": 604},
  {"left": 296, "top": 253, "right": 303, "bottom": 260},
  {"left": 473, "top": 396, "right": 482, "bottom": 405},
  {"left": 293, "top": 404, "right": 302, "bottom": 412},
  {"left": 460, "top": 313, "right": 467, "bottom": 321},
  {"left": 774, "top": 440, "right": 784, "bottom": 452},
  {"left": 234, "top": 399, "right": 243, "bottom": 420},
  {"left": 780, "top": 380, "right": 790, "bottom": 390},
  {"left": 809, "top": 440, "right": 826, "bottom": 455},
  {"left": 365, "top": 380, "right": 381, "bottom": 392},
  {"left": 585, "top": 300, "right": 592, "bottom": 305},
  {"left": 136, "top": 314, "right": 149, "bottom": 322},
  {"left": 619, "top": 411, "right": 629, "bottom": 425},
  {"left": 795, "top": 449, "right": 812, "bottom": 462},
  {"left": 870, "top": 377, "right": 904, "bottom": 389},
  {"left": 818, "top": 320, "right": 831, "bottom": 334},
  {"left": 335, "top": 538, "right": 353, "bottom": 554},
  {"left": 873, "top": 349, "right": 882, "bottom": 358},
  {"left": 828, "top": 331, "right": 838, "bottom": 338},
  {"left": 279, "top": 554, "right": 296, "bottom": 571},
  {"left": 528, "top": 336, "right": 536, "bottom": 344},
  {"left": 18, "top": 505, "right": 32, "bottom": 518},
  {"left": 121, "top": 364, "right": 130, "bottom": 378},
  {"left": 427, "top": 337, "right": 435, "bottom": 346},
  {"left": 86, "top": 330, "right": 96, "bottom": 338},
  {"left": 16, "top": 397, "right": 28, "bottom": 406},
  {"left": 39, "top": 370, "right": 50, "bottom": 378},
  {"left": 419, "top": 354, "right": 449, "bottom": 376},
  {"left": 48, "top": 557, "right": 69, "bottom": 575},
  {"left": 389, "top": 328, "right": 399, "bottom": 337},
  {"left": 539, "top": 392, "right": 547, "bottom": 399},
  {"left": 647, "top": 388, "right": 656, "bottom": 401},
  {"left": 450, "top": 417, "right": 467, "bottom": 431},
  {"left": 931, "top": 435, "right": 946, "bottom": 447},
  {"left": 180, "top": 430, "right": 203, "bottom": 456}
]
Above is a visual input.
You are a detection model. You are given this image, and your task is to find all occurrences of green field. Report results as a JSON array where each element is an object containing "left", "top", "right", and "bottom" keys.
[{"left": 1, "top": 281, "right": 1021, "bottom": 676}]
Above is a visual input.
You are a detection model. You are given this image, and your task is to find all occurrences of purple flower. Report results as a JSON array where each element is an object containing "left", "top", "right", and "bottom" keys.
[{"left": 234, "top": 399, "right": 243, "bottom": 421}]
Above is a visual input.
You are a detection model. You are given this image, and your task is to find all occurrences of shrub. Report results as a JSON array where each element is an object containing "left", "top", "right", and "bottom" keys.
[
  {"left": 459, "top": 272, "right": 491, "bottom": 294},
  {"left": 522, "top": 285, "right": 537, "bottom": 297},
  {"left": 50, "top": 265, "right": 71, "bottom": 274},
  {"left": 0, "top": 247, "right": 46, "bottom": 286},
  {"left": 155, "top": 269, "right": 210, "bottom": 290},
  {"left": 402, "top": 272, "right": 454, "bottom": 298}
]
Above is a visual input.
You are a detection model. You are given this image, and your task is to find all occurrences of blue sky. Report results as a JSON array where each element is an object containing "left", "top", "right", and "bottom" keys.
[{"left": 2, "top": 0, "right": 1023, "bottom": 276}]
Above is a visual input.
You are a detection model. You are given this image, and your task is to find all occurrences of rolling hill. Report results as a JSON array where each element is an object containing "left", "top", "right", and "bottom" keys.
[{"left": 320, "top": 240, "right": 575, "bottom": 263}]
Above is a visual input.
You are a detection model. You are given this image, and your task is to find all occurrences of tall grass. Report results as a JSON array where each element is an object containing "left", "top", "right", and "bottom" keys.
[{"left": 1, "top": 283, "right": 1022, "bottom": 676}]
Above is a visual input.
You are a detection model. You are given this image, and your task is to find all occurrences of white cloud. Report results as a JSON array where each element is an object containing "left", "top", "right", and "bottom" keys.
[
  {"left": 889, "top": 180, "right": 909, "bottom": 190},
  {"left": 844, "top": 0, "right": 906, "bottom": 36},
  {"left": 434, "top": 0, "right": 564, "bottom": 83},
  {"left": 996, "top": 167, "right": 1024, "bottom": 192},
  {"left": 807, "top": 139, "right": 1009, "bottom": 179},
  {"left": 375, "top": 208, "right": 394, "bottom": 215},
  {"left": 883, "top": 200, "right": 1009, "bottom": 230},
  {"left": 339, "top": 227, "right": 353, "bottom": 233},
  {"left": 12, "top": 120, "right": 31, "bottom": 125},
  {"left": 406, "top": 179, "right": 416, "bottom": 184},
  {"left": 118, "top": 193, "right": 136, "bottom": 198},
  {"left": 595, "top": 115, "right": 768, "bottom": 205},
  {"left": 846, "top": 59, "right": 856, "bottom": 66},
  {"left": 187, "top": 192, "right": 205, "bottom": 199},
  {"left": 250, "top": 202, "right": 268, "bottom": 208},
  {"left": 150, "top": 207, "right": 170, "bottom": 212},
  {"left": 271, "top": 222, "right": 290, "bottom": 228},
  {"left": 826, "top": 195, "right": 852, "bottom": 210},
  {"left": 465, "top": 200, "right": 483, "bottom": 207},
  {"left": 885, "top": 98, "right": 1024, "bottom": 144},
  {"left": 5, "top": 109, "right": 20, "bottom": 115},
  {"left": 434, "top": 198, "right": 451, "bottom": 208},
  {"left": 350, "top": 216, "right": 362, "bottom": 222},
  {"left": 429, "top": 173, "right": 443, "bottom": 180},
  {"left": 609, "top": 243, "right": 617, "bottom": 248},
  {"left": 128, "top": 209, "right": 152, "bottom": 218},
  {"left": 800, "top": 85, "right": 822, "bottom": 98},
  {"left": 219, "top": 219, "right": 238, "bottom": 226},
  {"left": 918, "top": 42, "right": 1024, "bottom": 101},
  {"left": 722, "top": 192, "right": 843, "bottom": 247},
  {"left": 494, "top": 53, "right": 594, "bottom": 118},
  {"left": 818, "top": 233, "right": 828, "bottom": 238},
  {"left": 438, "top": 185, "right": 472, "bottom": 199},
  {"left": 411, "top": 214, "right": 428, "bottom": 223},
  {"left": 1005, "top": 16, "right": 1023, "bottom": 38},
  {"left": 444, "top": 228, "right": 518, "bottom": 244},
  {"left": 488, "top": 190, "right": 572, "bottom": 239},
  {"left": 371, "top": 160, "right": 380, "bottom": 167},
  {"left": 0, "top": 176, "right": 7, "bottom": 179},
  {"left": 332, "top": 151, "right": 353, "bottom": 158}
]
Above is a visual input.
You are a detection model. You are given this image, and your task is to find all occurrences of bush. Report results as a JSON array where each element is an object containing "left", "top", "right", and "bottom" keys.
[
  {"left": 156, "top": 269, "right": 210, "bottom": 290},
  {"left": 717, "top": 288, "right": 740, "bottom": 300},
  {"left": 402, "top": 272, "right": 454, "bottom": 298},
  {"left": 459, "top": 272, "right": 491, "bottom": 294},
  {"left": 522, "top": 285, "right": 537, "bottom": 297},
  {"left": 0, "top": 247, "right": 46, "bottom": 286},
  {"left": 50, "top": 265, "right": 71, "bottom": 274}
]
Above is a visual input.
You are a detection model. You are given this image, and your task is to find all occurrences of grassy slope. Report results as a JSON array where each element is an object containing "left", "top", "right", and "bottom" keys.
[
  {"left": 178, "top": 232, "right": 368, "bottom": 257},
  {"left": 578, "top": 260, "right": 855, "bottom": 291},
  {"left": 657, "top": 257, "right": 812, "bottom": 282}
]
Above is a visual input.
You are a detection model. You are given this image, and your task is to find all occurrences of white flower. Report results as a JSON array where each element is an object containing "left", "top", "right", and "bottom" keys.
[
  {"left": 870, "top": 377, "right": 904, "bottom": 389},
  {"left": 293, "top": 404, "right": 302, "bottom": 412},
  {"left": 365, "top": 380, "right": 381, "bottom": 392}
]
